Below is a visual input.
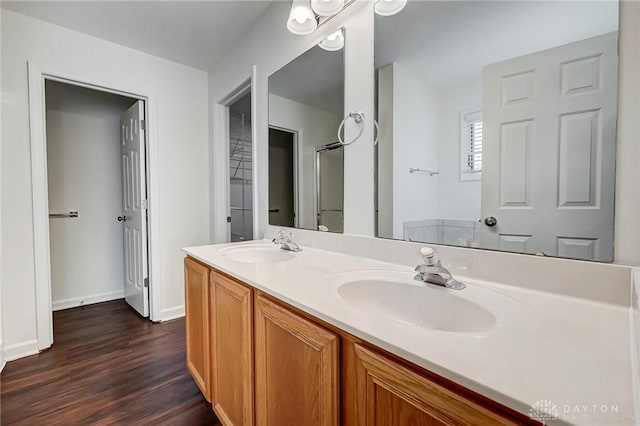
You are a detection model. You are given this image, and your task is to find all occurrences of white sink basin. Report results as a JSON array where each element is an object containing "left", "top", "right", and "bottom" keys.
[
  {"left": 338, "top": 279, "right": 495, "bottom": 333},
  {"left": 219, "top": 244, "right": 296, "bottom": 263},
  {"left": 328, "top": 270, "right": 526, "bottom": 334}
]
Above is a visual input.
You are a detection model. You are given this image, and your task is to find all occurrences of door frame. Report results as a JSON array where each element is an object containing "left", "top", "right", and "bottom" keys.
[
  {"left": 268, "top": 125, "right": 300, "bottom": 228},
  {"left": 212, "top": 67, "right": 258, "bottom": 243},
  {"left": 27, "top": 61, "right": 161, "bottom": 351}
]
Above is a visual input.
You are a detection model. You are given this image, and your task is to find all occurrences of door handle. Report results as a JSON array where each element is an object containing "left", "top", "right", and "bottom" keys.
[
  {"left": 484, "top": 216, "right": 497, "bottom": 227},
  {"left": 117, "top": 216, "right": 127, "bottom": 222}
]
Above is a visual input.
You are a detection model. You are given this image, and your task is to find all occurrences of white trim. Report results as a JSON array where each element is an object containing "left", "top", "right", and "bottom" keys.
[
  {"left": 28, "top": 62, "right": 54, "bottom": 351},
  {"left": 4, "top": 339, "right": 39, "bottom": 362},
  {"left": 212, "top": 103, "right": 230, "bottom": 243},
  {"left": 27, "top": 61, "right": 162, "bottom": 350},
  {"left": 159, "top": 305, "right": 185, "bottom": 322},
  {"left": 251, "top": 65, "right": 259, "bottom": 240},
  {"left": 52, "top": 290, "right": 125, "bottom": 312}
]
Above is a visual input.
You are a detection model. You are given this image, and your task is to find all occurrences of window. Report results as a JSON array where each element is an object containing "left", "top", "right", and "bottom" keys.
[{"left": 460, "top": 110, "right": 482, "bottom": 181}]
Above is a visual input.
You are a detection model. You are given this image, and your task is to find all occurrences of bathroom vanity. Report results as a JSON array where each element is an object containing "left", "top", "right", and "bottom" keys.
[{"left": 183, "top": 238, "right": 636, "bottom": 426}]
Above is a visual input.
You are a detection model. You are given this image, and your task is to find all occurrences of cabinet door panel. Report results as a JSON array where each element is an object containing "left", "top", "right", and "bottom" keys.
[
  {"left": 184, "top": 257, "right": 211, "bottom": 401},
  {"left": 353, "top": 344, "right": 518, "bottom": 426},
  {"left": 255, "top": 295, "right": 339, "bottom": 426},
  {"left": 211, "top": 271, "right": 254, "bottom": 426}
]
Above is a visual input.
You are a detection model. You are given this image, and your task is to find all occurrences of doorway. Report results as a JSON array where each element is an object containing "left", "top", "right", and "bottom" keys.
[
  {"left": 228, "top": 92, "right": 254, "bottom": 242},
  {"left": 45, "top": 80, "right": 151, "bottom": 321},
  {"left": 268, "top": 127, "right": 298, "bottom": 228}
]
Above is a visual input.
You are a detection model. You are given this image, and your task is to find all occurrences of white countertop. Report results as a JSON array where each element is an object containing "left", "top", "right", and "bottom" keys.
[{"left": 184, "top": 240, "right": 637, "bottom": 425}]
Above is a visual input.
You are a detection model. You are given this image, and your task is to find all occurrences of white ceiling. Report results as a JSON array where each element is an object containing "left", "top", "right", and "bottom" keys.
[
  {"left": 375, "top": 0, "right": 619, "bottom": 89},
  {"left": 1, "top": 0, "right": 273, "bottom": 71}
]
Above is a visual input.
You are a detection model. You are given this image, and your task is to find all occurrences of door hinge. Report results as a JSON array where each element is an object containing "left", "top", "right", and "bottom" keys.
[
  {"left": 140, "top": 119, "right": 146, "bottom": 131},
  {"left": 142, "top": 199, "right": 148, "bottom": 209},
  {"left": 144, "top": 277, "right": 149, "bottom": 288}
]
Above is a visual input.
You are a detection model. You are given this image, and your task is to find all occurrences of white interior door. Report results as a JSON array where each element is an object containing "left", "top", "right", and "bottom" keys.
[
  {"left": 120, "top": 101, "right": 149, "bottom": 316},
  {"left": 481, "top": 32, "right": 617, "bottom": 261}
]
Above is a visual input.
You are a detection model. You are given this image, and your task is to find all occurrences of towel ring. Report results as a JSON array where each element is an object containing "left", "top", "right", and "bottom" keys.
[{"left": 337, "top": 112, "right": 365, "bottom": 146}]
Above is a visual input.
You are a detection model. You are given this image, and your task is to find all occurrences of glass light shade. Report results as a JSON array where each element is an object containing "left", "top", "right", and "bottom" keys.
[
  {"left": 311, "top": 0, "right": 345, "bottom": 17},
  {"left": 374, "top": 0, "right": 407, "bottom": 16},
  {"left": 287, "top": 0, "right": 318, "bottom": 35},
  {"left": 318, "top": 29, "right": 344, "bottom": 51}
]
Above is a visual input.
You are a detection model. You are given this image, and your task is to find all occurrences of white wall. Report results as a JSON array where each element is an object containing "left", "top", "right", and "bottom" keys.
[
  {"left": 46, "top": 82, "right": 134, "bottom": 311},
  {"left": 437, "top": 79, "right": 482, "bottom": 221},
  {"left": 1, "top": 10, "right": 209, "bottom": 359},
  {"left": 392, "top": 62, "right": 439, "bottom": 239},
  {"left": 209, "top": 0, "right": 374, "bottom": 242},
  {"left": 269, "top": 94, "right": 341, "bottom": 230}
]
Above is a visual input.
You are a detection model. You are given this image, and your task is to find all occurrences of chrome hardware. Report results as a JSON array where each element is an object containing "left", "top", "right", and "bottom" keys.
[
  {"left": 484, "top": 216, "right": 497, "bottom": 227},
  {"left": 272, "top": 230, "right": 302, "bottom": 252},
  {"left": 117, "top": 216, "right": 127, "bottom": 222},
  {"left": 414, "top": 247, "right": 466, "bottom": 290},
  {"left": 49, "top": 211, "right": 78, "bottom": 218}
]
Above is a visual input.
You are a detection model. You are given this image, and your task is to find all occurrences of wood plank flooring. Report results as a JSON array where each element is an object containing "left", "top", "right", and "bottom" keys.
[{"left": 0, "top": 299, "right": 221, "bottom": 425}]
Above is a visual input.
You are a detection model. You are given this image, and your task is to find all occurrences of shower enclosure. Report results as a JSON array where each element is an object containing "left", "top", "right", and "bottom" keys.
[{"left": 315, "top": 143, "right": 344, "bottom": 233}]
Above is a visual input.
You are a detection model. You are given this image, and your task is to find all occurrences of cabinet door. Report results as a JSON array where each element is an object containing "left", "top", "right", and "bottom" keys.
[
  {"left": 353, "top": 344, "right": 518, "bottom": 426},
  {"left": 210, "top": 271, "right": 254, "bottom": 426},
  {"left": 184, "top": 257, "right": 211, "bottom": 401},
  {"left": 255, "top": 295, "right": 339, "bottom": 426}
]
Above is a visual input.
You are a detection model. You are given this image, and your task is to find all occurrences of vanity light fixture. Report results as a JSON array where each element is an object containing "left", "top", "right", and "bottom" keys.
[
  {"left": 287, "top": 0, "right": 318, "bottom": 35},
  {"left": 374, "top": 0, "right": 407, "bottom": 16},
  {"left": 318, "top": 28, "right": 344, "bottom": 51},
  {"left": 287, "top": 0, "right": 405, "bottom": 36}
]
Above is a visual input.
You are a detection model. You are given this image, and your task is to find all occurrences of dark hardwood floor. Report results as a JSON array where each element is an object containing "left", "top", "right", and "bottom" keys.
[{"left": 0, "top": 299, "right": 220, "bottom": 425}]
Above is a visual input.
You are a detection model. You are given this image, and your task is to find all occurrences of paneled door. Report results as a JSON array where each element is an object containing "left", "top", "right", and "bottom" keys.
[
  {"left": 120, "top": 100, "right": 149, "bottom": 316},
  {"left": 481, "top": 32, "right": 617, "bottom": 261}
]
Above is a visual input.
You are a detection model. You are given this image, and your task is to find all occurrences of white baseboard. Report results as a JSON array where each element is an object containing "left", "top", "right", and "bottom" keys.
[
  {"left": 52, "top": 290, "right": 125, "bottom": 311},
  {"left": 159, "top": 305, "right": 185, "bottom": 322},
  {"left": 5, "top": 339, "right": 39, "bottom": 362}
]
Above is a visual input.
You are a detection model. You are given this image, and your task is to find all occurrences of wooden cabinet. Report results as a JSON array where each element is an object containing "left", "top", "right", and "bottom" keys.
[
  {"left": 184, "top": 257, "right": 211, "bottom": 401},
  {"left": 254, "top": 294, "right": 339, "bottom": 426},
  {"left": 210, "top": 271, "right": 254, "bottom": 426},
  {"left": 352, "top": 344, "right": 519, "bottom": 426},
  {"left": 185, "top": 258, "right": 532, "bottom": 425}
]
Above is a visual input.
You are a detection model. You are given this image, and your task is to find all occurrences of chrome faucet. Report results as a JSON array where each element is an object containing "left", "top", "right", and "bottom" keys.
[
  {"left": 414, "top": 247, "right": 466, "bottom": 290},
  {"left": 272, "top": 230, "right": 302, "bottom": 252}
]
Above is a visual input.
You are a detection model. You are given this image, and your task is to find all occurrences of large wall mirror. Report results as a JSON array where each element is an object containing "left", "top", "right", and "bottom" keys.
[
  {"left": 269, "top": 31, "right": 345, "bottom": 233},
  {"left": 375, "top": 1, "right": 619, "bottom": 261}
]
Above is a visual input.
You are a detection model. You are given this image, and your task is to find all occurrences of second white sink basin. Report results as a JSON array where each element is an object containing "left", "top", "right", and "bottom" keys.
[
  {"left": 337, "top": 279, "right": 496, "bottom": 333},
  {"left": 328, "top": 270, "right": 527, "bottom": 334},
  {"left": 219, "top": 244, "right": 295, "bottom": 263}
]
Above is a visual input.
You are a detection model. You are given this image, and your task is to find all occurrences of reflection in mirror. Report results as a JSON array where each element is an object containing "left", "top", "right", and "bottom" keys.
[
  {"left": 269, "top": 34, "right": 345, "bottom": 233},
  {"left": 374, "top": 1, "right": 619, "bottom": 261}
]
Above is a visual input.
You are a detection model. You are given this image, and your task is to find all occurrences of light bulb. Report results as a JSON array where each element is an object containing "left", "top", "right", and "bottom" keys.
[
  {"left": 318, "top": 28, "right": 344, "bottom": 51},
  {"left": 287, "top": 0, "right": 317, "bottom": 35},
  {"left": 311, "top": 0, "right": 345, "bottom": 17},
  {"left": 374, "top": 0, "right": 407, "bottom": 16}
]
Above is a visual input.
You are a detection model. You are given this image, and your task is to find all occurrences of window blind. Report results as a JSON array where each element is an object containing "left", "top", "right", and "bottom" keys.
[{"left": 462, "top": 111, "right": 482, "bottom": 176}]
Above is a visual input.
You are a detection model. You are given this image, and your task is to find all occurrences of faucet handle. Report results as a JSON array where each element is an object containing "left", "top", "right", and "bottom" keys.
[{"left": 420, "top": 247, "right": 437, "bottom": 266}]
